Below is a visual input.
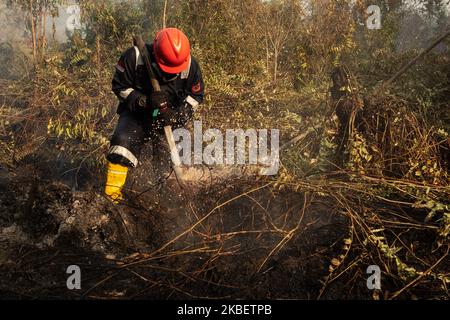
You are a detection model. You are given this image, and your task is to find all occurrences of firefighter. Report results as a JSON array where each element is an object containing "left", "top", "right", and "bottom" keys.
[{"left": 105, "top": 28, "right": 205, "bottom": 202}]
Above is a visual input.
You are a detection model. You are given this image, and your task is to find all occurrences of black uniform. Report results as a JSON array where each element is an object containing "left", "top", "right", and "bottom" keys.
[{"left": 107, "top": 44, "right": 204, "bottom": 168}]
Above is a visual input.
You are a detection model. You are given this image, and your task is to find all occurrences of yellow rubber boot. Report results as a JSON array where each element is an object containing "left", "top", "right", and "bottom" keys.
[{"left": 105, "top": 162, "right": 128, "bottom": 203}]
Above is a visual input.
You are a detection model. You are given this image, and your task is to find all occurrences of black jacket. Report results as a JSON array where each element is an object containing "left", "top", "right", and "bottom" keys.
[{"left": 112, "top": 44, "right": 204, "bottom": 115}]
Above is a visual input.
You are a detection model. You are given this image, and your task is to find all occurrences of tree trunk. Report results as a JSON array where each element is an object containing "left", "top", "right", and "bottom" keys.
[
  {"left": 265, "top": 32, "right": 270, "bottom": 76},
  {"left": 41, "top": 6, "right": 47, "bottom": 59},
  {"left": 29, "top": 0, "right": 37, "bottom": 66},
  {"left": 163, "top": 0, "right": 168, "bottom": 28},
  {"left": 52, "top": 17, "right": 56, "bottom": 41},
  {"left": 273, "top": 47, "right": 278, "bottom": 82},
  {"left": 96, "top": 35, "right": 101, "bottom": 90},
  {"left": 29, "top": 0, "right": 38, "bottom": 104},
  {"left": 38, "top": 9, "right": 43, "bottom": 60}
]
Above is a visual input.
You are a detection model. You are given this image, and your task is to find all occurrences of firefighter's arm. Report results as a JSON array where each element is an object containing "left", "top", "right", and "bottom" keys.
[
  {"left": 111, "top": 47, "right": 147, "bottom": 111},
  {"left": 179, "top": 57, "right": 204, "bottom": 121},
  {"left": 188, "top": 57, "right": 205, "bottom": 105}
]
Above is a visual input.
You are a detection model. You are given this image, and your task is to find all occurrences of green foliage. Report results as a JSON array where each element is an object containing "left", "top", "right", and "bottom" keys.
[{"left": 80, "top": 0, "right": 146, "bottom": 49}]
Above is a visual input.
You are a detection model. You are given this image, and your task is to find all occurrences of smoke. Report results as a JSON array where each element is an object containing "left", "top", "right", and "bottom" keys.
[
  {"left": 0, "top": 2, "right": 27, "bottom": 43},
  {"left": 0, "top": 1, "right": 80, "bottom": 79},
  {"left": 396, "top": 0, "right": 449, "bottom": 53},
  {"left": 0, "top": 1, "right": 79, "bottom": 45}
]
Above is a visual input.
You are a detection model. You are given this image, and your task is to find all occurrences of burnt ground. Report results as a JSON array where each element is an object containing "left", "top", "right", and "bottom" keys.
[{"left": 0, "top": 147, "right": 366, "bottom": 300}]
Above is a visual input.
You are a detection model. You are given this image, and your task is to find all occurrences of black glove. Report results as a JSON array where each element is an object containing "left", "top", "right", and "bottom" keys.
[
  {"left": 126, "top": 90, "right": 147, "bottom": 111},
  {"left": 178, "top": 102, "right": 194, "bottom": 123},
  {"left": 150, "top": 91, "right": 170, "bottom": 112}
]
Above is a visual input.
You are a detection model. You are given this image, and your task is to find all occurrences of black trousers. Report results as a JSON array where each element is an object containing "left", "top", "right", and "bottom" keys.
[{"left": 107, "top": 110, "right": 186, "bottom": 168}]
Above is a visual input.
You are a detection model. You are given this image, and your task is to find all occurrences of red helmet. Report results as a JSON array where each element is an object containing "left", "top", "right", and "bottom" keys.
[{"left": 153, "top": 28, "right": 190, "bottom": 74}]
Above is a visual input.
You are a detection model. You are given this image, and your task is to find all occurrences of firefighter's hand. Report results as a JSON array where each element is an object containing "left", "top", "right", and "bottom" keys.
[
  {"left": 126, "top": 90, "right": 147, "bottom": 111},
  {"left": 150, "top": 91, "right": 169, "bottom": 111},
  {"left": 179, "top": 101, "right": 194, "bottom": 122}
]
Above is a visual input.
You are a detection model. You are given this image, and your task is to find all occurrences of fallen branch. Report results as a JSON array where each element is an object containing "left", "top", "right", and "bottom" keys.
[{"left": 374, "top": 29, "right": 450, "bottom": 95}]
